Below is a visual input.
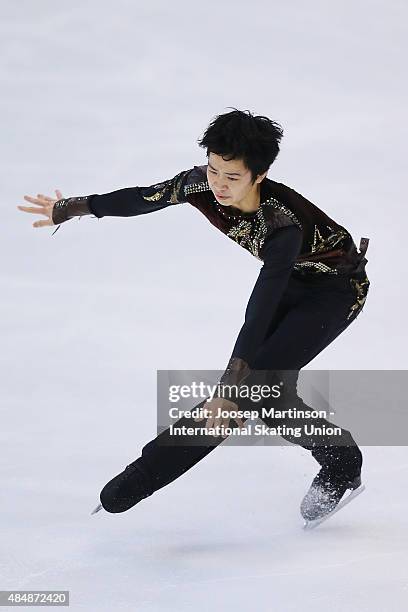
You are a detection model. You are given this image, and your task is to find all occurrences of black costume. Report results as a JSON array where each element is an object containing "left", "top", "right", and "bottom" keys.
[{"left": 52, "top": 165, "right": 370, "bottom": 513}]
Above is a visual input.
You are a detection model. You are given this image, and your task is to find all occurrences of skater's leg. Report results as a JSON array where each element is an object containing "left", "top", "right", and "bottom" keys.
[
  {"left": 100, "top": 399, "right": 254, "bottom": 512},
  {"left": 100, "top": 274, "right": 368, "bottom": 514},
  {"left": 250, "top": 274, "right": 368, "bottom": 476}
]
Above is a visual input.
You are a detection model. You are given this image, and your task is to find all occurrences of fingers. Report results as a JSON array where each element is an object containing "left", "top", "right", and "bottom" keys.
[
  {"left": 193, "top": 399, "right": 244, "bottom": 438},
  {"left": 17, "top": 191, "right": 60, "bottom": 229},
  {"left": 33, "top": 219, "right": 53, "bottom": 228},
  {"left": 208, "top": 414, "right": 227, "bottom": 434},
  {"left": 234, "top": 416, "right": 245, "bottom": 429},
  {"left": 22, "top": 192, "right": 62, "bottom": 206},
  {"left": 193, "top": 404, "right": 208, "bottom": 423},
  {"left": 220, "top": 418, "right": 232, "bottom": 438},
  {"left": 23, "top": 195, "right": 50, "bottom": 205},
  {"left": 37, "top": 193, "right": 55, "bottom": 202},
  {"left": 220, "top": 417, "right": 246, "bottom": 438},
  {"left": 17, "top": 205, "right": 49, "bottom": 216}
]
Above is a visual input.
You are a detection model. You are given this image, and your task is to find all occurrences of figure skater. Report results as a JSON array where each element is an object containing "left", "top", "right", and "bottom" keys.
[{"left": 18, "top": 108, "right": 370, "bottom": 523}]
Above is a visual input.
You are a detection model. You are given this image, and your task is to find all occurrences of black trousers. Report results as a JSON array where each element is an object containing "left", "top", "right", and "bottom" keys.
[{"left": 133, "top": 271, "right": 370, "bottom": 496}]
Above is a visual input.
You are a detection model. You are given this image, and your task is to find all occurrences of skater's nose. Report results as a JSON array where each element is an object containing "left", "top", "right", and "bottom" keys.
[{"left": 214, "top": 181, "right": 228, "bottom": 192}]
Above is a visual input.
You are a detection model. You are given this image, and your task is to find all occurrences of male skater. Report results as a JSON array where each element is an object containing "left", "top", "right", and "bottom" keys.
[{"left": 18, "top": 108, "right": 370, "bottom": 523}]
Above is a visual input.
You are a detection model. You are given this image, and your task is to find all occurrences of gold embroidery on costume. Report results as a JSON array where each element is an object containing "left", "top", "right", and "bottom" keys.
[
  {"left": 293, "top": 224, "right": 352, "bottom": 275},
  {"left": 142, "top": 171, "right": 188, "bottom": 204},
  {"left": 293, "top": 261, "right": 339, "bottom": 274},
  {"left": 311, "top": 224, "right": 349, "bottom": 255},
  {"left": 181, "top": 175, "right": 365, "bottom": 278},
  {"left": 263, "top": 197, "right": 303, "bottom": 229},
  {"left": 226, "top": 208, "right": 269, "bottom": 260},
  {"left": 183, "top": 179, "right": 300, "bottom": 260},
  {"left": 142, "top": 187, "right": 168, "bottom": 202},
  {"left": 347, "top": 276, "right": 370, "bottom": 320}
]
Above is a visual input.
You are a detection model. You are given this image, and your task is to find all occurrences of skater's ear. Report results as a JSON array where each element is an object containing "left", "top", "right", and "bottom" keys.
[{"left": 255, "top": 170, "right": 268, "bottom": 183}]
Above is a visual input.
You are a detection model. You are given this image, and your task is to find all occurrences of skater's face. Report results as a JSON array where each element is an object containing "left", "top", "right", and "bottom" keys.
[{"left": 207, "top": 152, "right": 267, "bottom": 211}]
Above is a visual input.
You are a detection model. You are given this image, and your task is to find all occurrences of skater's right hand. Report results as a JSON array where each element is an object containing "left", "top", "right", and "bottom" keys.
[
  {"left": 17, "top": 190, "right": 63, "bottom": 228},
  {"left": 194, "top": 397, "right": 245, "bottom": 438}
]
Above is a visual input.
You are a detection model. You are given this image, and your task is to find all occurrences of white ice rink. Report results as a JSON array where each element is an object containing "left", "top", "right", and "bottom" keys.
[{"left": 2, "top": 1, "right": 407, "bottom": 610}]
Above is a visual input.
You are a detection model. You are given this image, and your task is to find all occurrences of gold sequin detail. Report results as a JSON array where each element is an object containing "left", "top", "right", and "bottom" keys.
[
  {"left": 293, "top": 224, "right": 352, "bottom": 275},
  {"left": 183, "top": 179, "right": 297, "bottom": 260},
  {"left": 142, "top": 187, "right": 168, "bottom": 202},
  {"left": 263, "top": 197, "right": 303, "bottom": 229},
  {"left": 347, "top": 276, "right": 370, "bottom": 320},
  {"left": 293, "top": 261, "right": 339, "bottom": 274},
  {"left": 311, "top": 224, "right": 349, "bottom": 255},
  {"left": 181, "top": 176, "right": 356, "bottom": 276},
  {"left": 226, "top": 208, "right": 269, "bottom": 260},
  {"left": 142, "top": 170, "right": 188, "bottom": 204}
]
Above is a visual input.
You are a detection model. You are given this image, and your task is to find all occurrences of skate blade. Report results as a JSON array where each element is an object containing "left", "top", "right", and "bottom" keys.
[
  {"left": 91, "top": 503, "right": 103, "bottom": 515},
  {"left": 303, "top": 484, "right": 366, "bottom": 530}
]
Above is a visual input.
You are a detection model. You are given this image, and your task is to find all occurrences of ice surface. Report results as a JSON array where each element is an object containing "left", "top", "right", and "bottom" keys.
[{"left": 2, "top": 0, "right": 407, "bottom": 610}]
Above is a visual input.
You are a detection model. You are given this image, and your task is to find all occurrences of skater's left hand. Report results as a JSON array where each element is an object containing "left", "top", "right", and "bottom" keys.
[{"left": 194, "top": 397, "right": 245, "bottom": 438}]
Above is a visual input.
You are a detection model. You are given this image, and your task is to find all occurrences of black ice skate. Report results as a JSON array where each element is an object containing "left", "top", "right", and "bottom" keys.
[
  {"left": 300, "top": 466, "right": 365, "bottom": 529},
  {"left": 91, "top": 460, "right": 153, "bottom": 514}
]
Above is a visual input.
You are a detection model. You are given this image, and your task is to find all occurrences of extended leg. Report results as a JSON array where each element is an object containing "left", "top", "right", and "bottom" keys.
[{"left": 99, "top": 399, "right": 254, "bottom": 513}]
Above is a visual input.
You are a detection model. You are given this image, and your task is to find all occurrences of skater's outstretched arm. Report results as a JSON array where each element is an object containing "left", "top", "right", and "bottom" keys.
[
  {"left": 82, "top": 167, "right": 193, "bottom": 219},
  {"left": 17, "top": 168, "right": 194, "bottom": 229},
  {"left": 221, "top": 225, "right": 303, "bottom": 385}
]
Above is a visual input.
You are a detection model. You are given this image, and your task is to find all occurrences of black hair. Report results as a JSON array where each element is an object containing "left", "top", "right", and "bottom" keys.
[{"left": 197, "top": 107, "right": 284, "bottom": 184}]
